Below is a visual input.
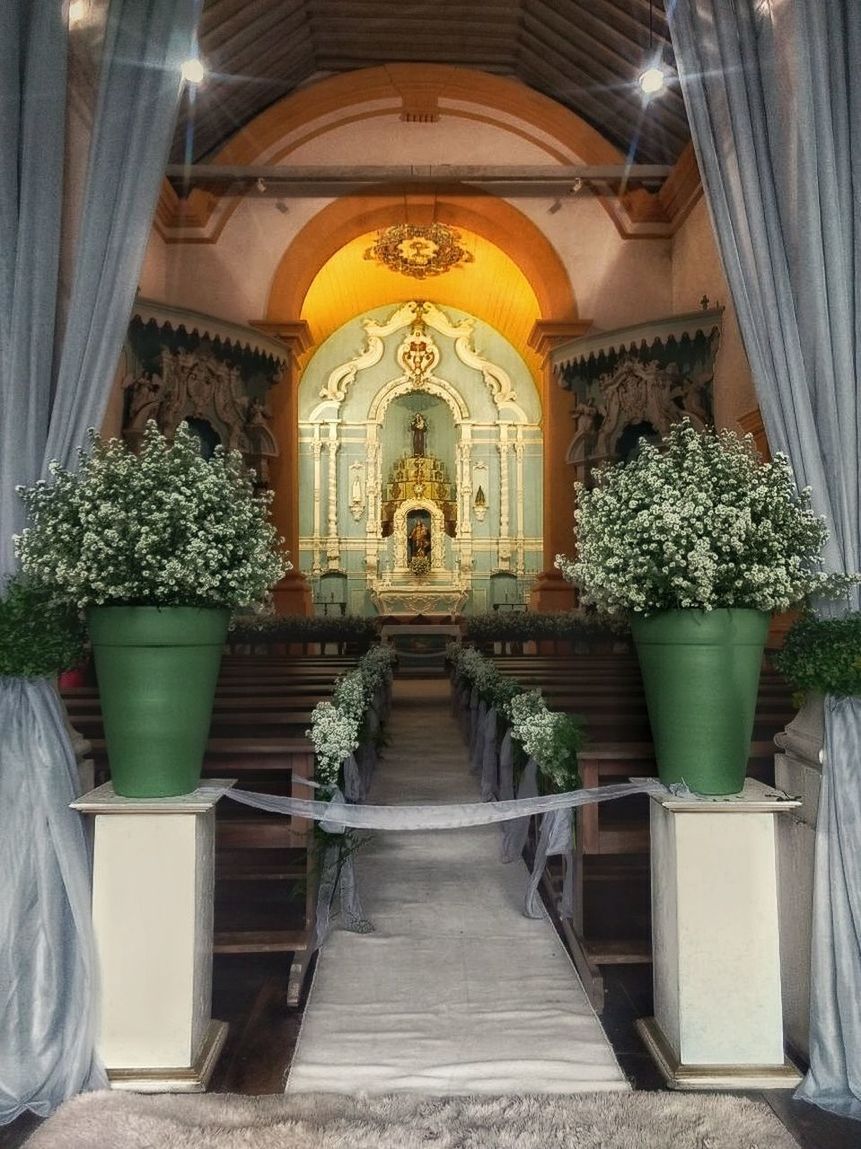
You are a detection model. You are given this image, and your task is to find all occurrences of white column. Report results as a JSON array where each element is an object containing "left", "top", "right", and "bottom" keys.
[
  {"left": 497, "top": 423, "right": 511, "bottom": 571},
  {"left": 514, "top": 428, "right": 525, "bottom": 577},
  {"left": 71, "top": 780, "right": 235, "bottom": 1092},
  {"left": 311, "top": 427, "right": 323, "bottom": 575},
  {"left": 456, "top": 427, "right": 473, "bottom": 578},
  {"left": 636, "top": 779, "right": 803, "bottom": 1090},
  {"left": 364, "top": 423, "right": 381, "bottom": 581},
  {"left": 326, "top": 420, "right": 340, "bottom": 570}
]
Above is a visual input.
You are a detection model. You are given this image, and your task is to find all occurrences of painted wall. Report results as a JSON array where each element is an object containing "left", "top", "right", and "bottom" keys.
[
  {"left": 153, "top": 112, "right": 673, "bottom": 334},
  {"left": 297, "top": 303, "right": 543, "bottom": 615},
  {"left": 672, "top": 197, "right": 757, "bottom": 431}
]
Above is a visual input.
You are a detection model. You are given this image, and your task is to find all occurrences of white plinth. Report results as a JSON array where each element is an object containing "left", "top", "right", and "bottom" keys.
[
  {"left": 72, "top": 780, "right": 236, "bottom": 1091},
  {"left": 635, "top": 779, "right": 803, "bottom": 1090}
]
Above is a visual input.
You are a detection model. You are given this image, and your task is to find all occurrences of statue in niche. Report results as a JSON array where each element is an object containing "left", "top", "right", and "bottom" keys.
[
  {"left": 569, "top": 397, "right": 600, "bottom": 462},
  {"left": 410, "top": 412, "right": 427, "bottom": 456},
  {"left": 408, "top": 511, "right": 431, "bottom": 561}
]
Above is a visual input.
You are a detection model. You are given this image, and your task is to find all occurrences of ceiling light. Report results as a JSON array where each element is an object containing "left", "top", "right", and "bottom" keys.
[
  {"left": 639, "top": 65, "right": 666, "bottom": 96},
  {"left": 181, "top": 57, "right": 205, "bottom": 85},
  {"left": 639, "top": 0, "right": 666, "bottom": 98},
  {"left": 68, "top": 0, "right": 90, "bottom": 27}
]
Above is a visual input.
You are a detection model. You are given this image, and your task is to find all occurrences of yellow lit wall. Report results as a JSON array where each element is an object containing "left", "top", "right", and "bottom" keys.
[{"left": 299, "top": 230, "right": 544, "bottom": 385}]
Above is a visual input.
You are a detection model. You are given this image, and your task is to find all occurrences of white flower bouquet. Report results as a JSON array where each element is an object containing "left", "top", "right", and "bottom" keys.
[
  {"left": 306, "top": 700, "right": 361, "bottom": 787},
  {"left": 15, "top": 421, "right": 288, "bottom": 610},
  {"left": 332, "top": 670, "right": 368, "bottom": 719},
  {"left": 509, "top": 690, "right": 582, "bottom": 792},
  {"left": 556, "top": 420, "right": 856, "bottom": 616}
]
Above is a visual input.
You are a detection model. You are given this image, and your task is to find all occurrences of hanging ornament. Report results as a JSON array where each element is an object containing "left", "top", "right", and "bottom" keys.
[{"left": 364, "top": 223, "right": 474, "bottom": 279}]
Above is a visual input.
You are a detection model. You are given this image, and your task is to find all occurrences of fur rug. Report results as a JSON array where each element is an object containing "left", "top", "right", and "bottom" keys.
[{"left": 25, "top": 1090, "right": 799, "bottom": 1148}]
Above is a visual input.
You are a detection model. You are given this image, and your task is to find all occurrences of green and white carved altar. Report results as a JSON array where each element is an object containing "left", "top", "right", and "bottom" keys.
[{"left": 297, "top": 301, "right": 543, "bottom": 616}]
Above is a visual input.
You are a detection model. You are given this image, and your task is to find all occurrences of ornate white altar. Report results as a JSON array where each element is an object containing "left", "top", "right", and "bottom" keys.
[{"left": 298, "top": 300, "right": 544, "bottom": 615}]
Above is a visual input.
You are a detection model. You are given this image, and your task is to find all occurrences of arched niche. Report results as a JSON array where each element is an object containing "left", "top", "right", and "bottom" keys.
[{"left": 391, "top": 499, "right": 448, "bottom": 575}]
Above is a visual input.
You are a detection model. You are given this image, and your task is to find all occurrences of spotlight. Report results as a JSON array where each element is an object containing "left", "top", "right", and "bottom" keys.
[
  {"left": 181, "top": 57, "right": 205, "bottom": 85},
  {"left": 68, "top": 0, "right": 90, "bottom": 27},
  {"left": 256, "top": 177, "right": 267, "bottom": 193},
  {"left": 638, "top": 65, "right": 666, "bottom": 96}
]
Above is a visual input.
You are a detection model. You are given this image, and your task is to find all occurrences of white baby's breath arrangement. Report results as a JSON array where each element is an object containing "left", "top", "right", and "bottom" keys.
[
  {"left": 458, "top": 645, "right": 501, "bottom": 698},
  {"left": 451, "top": 646, "right": 582, "bottom": 792},
  {"left": 358, "top": 645, "right": 397, "bottom": 696},
  {"left": 306, "top": 700, "right": 361, "bottom": 787},
  {"left": 307, "top": 646, "right": 396, "bottom": 786},
  {"left": 15, "top": 421, "right": 288, "bottom": 610},
  {"left": 332, "top": 670, "right": 368, "bottom": 719},
  {"left": 509, "top": 690, "right": 582, "bottom": 792},
  {"left": 556, "top": 420, "right": 856, "bottom": 617}
]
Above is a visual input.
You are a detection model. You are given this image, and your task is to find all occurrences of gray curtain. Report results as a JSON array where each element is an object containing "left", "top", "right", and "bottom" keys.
[
  {"left": 668, "top": 0, "right": 861, "bottom": 1120},
  {"left": 0, "top": 0, "right": 197, "bottom": 1123}
]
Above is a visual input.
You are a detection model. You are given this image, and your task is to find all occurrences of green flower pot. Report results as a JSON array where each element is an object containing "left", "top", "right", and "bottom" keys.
[
  {"left": 88, "top": 606, "right": 229, "bottom": 798},
  {"left": 630, "top": 608, "right": 770, "bottom": 796}
]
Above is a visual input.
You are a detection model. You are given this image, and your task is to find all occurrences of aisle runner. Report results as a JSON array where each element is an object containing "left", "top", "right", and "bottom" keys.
[{"left": 286, "top": 678, "right": 628, "bottom": 1096}]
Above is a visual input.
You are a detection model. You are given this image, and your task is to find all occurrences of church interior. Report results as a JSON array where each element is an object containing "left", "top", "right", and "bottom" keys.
[{"left": 2, "top": 2, "right": 860, "bottom": 1148}]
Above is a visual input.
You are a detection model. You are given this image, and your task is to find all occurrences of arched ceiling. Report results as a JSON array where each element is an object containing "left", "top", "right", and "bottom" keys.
[
  {"left": 299, "top": 230, "right": 544, "bottom": 380},
  {"left": 173, "top": 0, "right": 688, "bottom": 168}
]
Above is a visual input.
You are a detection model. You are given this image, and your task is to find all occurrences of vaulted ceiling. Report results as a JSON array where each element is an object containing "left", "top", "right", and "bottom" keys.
[{"left": 171, "top": 0, "right": 689, "bottom": 168}]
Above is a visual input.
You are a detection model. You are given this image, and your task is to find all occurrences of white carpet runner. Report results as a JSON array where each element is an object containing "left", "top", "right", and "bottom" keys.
[{"left": 286, "top": 678, "right": 628, "bottom": 1096}]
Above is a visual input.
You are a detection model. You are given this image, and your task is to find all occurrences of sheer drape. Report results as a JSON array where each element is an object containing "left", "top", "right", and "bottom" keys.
[
  {"left": 668, "top": 0, "right": 861, "bottom": 1119},
  {"left": 0, "top": 0, "right": 196, "bottom": 1122}
]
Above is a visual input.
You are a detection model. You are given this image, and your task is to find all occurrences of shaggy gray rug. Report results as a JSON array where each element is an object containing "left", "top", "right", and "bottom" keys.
[{"left": 25, "top": 1090, "right": 800, "bottom": 1148}]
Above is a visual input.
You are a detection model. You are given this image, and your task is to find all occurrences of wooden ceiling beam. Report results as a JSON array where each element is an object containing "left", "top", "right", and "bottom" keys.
[
  {"left": 517, "top": 37, "right": 687, "bottom": 161},
  {"left": 598, "top": 0, "right": 672, "bottom": 50},
  {"left": 204, "top": 11, "right": 313, "bottom": 73},
  {"left": 200, "top": 0, "right": 307, "bottom": 53},
  {"left": 516, "top": 31, "right": 651, "bottom": 142},
  {"left": 527, "top": 0, "right": 688, "bottom": 128}
]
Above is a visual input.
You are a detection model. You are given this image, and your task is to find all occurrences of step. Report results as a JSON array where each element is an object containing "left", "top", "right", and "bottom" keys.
[
  {"left": 584, "top": 938, "right": 652, "bottom": 965},
  {"left": 213, "top": 930, "right": 311, "bottom": 955}
]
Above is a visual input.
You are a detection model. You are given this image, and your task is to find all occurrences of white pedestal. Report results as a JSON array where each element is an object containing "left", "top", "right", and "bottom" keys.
[
  {"left": 72, "top": 780, "right": 235, "bottom": 1092},
  {"left": 636, "top": 779, "right": 803, "bottom": 1090}
]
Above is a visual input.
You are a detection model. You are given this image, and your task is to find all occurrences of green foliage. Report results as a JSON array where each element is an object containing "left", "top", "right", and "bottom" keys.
[
  {"left": 463, "top": 610, "right": 628, "bottom": 644},
  {"left": 15, "top": 422, "right": 288, "bottom": 610},
  {"left": 0, "top": 577, "right": 87, "bottom": 679},
  {"left": 775, "top": 614, "right": 861, "bottom": 697},
  {"left": 229, "top": 613, "right": 378, "bottom": 646}
]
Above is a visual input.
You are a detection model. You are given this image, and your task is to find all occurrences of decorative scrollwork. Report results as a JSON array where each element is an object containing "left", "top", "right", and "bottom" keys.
[{"left": 364, "top": 223, "right": 475, "bottom": 279}]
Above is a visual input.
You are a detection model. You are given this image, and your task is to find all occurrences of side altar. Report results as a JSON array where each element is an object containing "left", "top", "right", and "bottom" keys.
[{"left": 370, "top": 411, "right": 469, "bottom": 616}]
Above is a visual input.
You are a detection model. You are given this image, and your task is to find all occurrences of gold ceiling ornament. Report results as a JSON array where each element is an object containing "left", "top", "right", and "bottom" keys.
[{"left": 364, "top": 222, "right": 475, "bottom": 279}]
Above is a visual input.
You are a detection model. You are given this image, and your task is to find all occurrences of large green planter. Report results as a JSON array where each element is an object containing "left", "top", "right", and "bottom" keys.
[
  {"left": 631, "top": 608, "right": 770, "bottom": 796},
  {"left": 88, "top": 606, "right": 229, "bottom": 798}
]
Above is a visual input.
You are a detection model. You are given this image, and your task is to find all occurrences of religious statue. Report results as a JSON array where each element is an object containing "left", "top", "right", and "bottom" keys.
[
  {"left": 410, "top": 412, "right": 427, "bottom": 456},
  {"left": 408, "top": 517, "right": 431, "bottom": 560}
]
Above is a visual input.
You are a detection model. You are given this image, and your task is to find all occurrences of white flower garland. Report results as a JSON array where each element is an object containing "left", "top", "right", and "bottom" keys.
[
  {"left": 448, "top": 645, "right": 581, "bottom": 791},
  {"left": 307, "top": 645, "right": 397, "bottom": 787}
]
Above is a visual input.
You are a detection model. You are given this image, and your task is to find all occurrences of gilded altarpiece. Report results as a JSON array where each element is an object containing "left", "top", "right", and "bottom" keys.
[{"left": 297, "top": 302, "right": 544, "bottom": 616}]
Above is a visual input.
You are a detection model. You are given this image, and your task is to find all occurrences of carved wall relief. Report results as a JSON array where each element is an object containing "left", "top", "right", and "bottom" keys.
[
  {"left": 123, "top": 336, "right": 280, "bottom": 484},
  {"left": 555, "top": 312, "right": 721, "bottom": 484}
]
